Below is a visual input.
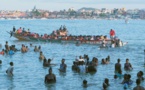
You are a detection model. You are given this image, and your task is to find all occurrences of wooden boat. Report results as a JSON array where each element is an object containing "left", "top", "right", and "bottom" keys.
[{"left": 8, "top": 31, "right": 127, "bottom": 46}]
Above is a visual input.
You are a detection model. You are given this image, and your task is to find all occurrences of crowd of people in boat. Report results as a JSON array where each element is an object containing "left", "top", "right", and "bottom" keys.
[
  {"left": 10, "top": 27, "right": 125, "bottom": 48},
  {"left": 11, "top": 25, "right": 68, "bottom": 39},
  {"left": 0, "top": 41, "right": 144, "bottom": 90}
]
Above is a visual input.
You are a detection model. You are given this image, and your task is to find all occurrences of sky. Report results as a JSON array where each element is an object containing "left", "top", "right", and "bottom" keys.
[{"left": 0, "top": 0, "right": 145, "bottom": 11}]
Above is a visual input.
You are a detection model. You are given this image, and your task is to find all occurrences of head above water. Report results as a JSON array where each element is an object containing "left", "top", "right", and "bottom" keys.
[
  {"left": 126, "top": 58, "right": 129, "bottom": 62},
  {"left": 118, "top": 59, "right": 120, "bottom": 63},
  {"left": 48, "top": 59, "right": 51, "bottom": 62},
  {"left": 62, "top": 59, "right": 65, "bottom": 63},
  {"left": 104, "top": 78, "right": 109, "bottom": 84},
  {"left": 83, "top": 80, "right": 87, "bottom": 85},
  {"left": 49, "top": 67, "right": 52, "bottom": 74},
  {"left": 10, "top": 62, "right": 13, "bottom": 66}
]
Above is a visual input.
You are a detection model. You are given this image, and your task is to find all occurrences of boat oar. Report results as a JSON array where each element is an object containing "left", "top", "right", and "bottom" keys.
[{"left": 6, "top": 31, "right": 13, "bottom": 38}]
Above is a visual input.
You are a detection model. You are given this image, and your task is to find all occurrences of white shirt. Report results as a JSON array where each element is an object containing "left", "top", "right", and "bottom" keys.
[
  {"left": 79, "top": 65, "right": 86, "bottom": 73},
  {"left": 6, "top": 66, "right": 13, "bottom": 76},
  {"left": 78, "top": 59, "right": 85, "bottom": 62},
  {"left": 111, "top": 44, "right": 115, "bottom": 48}
]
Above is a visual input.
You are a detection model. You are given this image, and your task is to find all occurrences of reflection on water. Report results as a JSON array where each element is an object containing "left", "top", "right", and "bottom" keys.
[{"left": 0, "top": 19, "right": 145, "bottom": 90}]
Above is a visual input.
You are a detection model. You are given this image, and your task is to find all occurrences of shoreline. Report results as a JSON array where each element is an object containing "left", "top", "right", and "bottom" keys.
[{"left": 0, "top": 18, "right": 144, "bottom": 20}]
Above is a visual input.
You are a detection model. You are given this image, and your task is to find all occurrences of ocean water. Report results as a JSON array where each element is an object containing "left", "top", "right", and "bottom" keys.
[{"left": 0, "top": 19, "right": 145, "bottom": 90}]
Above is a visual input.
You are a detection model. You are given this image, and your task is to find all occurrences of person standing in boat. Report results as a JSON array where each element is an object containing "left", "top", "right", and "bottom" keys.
[
  {"left": 59, "top": 25, "right": 63, "bottom": 30},
  {"left": 110, "top": 29, "right": 115, "bottom": 40},
  {"left": 63, "top": 25, "right": 67, "bottom": 31},
  {"left": 13, "top": 26, "right": 16, "bottom": 32}
]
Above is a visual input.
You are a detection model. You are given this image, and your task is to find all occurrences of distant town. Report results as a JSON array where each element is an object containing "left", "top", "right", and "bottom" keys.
[{"left": 0, "top": 6, "right": 145, "bottom": 20}]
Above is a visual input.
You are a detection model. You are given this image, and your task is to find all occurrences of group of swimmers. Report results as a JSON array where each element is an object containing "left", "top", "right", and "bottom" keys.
[
  {"left": 0, "top": 41, "right": 19, "bottom": 55},
  {"left": 0, "top": 40, "right": 144, "bottom": 90},
  {"left": 114, "top": 58, "right": 145, "bottom": 90}
]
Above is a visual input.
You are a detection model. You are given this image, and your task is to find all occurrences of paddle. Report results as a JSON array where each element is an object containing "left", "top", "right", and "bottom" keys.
[{"left": 6, "top": 31, "right": 13, "bottom": 38}]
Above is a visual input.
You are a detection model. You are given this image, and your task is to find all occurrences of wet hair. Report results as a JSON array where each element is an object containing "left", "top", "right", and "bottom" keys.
[
  {"left": 48, "top": 59, "right": 51, "bottom": 62},
  {"left": 49, "top": 67, "right": 52, "bottom": 72},
  {"left": 126, "top": 58, "right": 129, "bottom": 61},
  {"left": 83, "top": 80, "right": 87, "bottom": 85},
  {"left": 10, "top": 62, "right": 13, "bottom": 66},
  {"left": 62, "top": 58, "right": 65, "bottom": 62},
  {"left": 117, "top": 59, "right": 120, "bottom": 63}
]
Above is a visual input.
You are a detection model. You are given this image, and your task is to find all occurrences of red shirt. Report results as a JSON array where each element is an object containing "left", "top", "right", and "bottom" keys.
[{"left": 110, "top": 30, "right": 115, "bottom": 36}]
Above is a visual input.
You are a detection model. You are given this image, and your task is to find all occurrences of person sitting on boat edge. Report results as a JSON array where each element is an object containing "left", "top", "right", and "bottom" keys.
[
  {"left": 59, "top": 59, "right": 67, "bottom": 72},
  {"left": 44, "top": 67, "right": 56, "bottom": 84}
]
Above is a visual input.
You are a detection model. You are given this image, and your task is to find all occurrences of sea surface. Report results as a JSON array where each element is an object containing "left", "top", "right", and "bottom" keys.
[{"left": 0, "top": 19, "right": 145, "bottom": 90}]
